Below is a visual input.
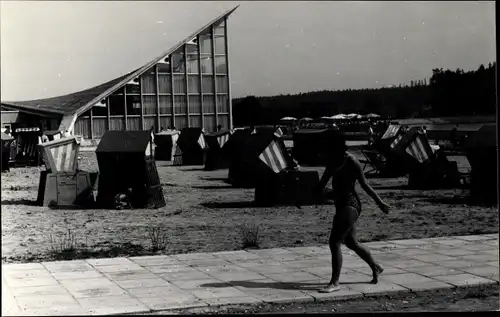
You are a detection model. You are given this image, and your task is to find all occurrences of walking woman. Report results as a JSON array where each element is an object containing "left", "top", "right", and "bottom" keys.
[{"left": 316, "top": 131, "right": 391, "bottom": 293}]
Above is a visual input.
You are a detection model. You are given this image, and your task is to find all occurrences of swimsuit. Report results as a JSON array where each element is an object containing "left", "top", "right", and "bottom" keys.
[{"left": 330, "top": 153, "right": 362, "bottom": 242}]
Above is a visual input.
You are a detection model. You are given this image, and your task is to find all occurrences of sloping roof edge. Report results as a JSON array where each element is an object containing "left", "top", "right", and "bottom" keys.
[
  {"left": 1, "top": 5, "right": 239, "bottom": 119},
  {"left": 75, "top": 5, "right": 239, "bottom": 117}
]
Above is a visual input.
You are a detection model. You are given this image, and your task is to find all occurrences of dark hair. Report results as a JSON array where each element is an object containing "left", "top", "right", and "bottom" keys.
[{"left": 322, "top": 130, "right": 348, "bottom": 158}]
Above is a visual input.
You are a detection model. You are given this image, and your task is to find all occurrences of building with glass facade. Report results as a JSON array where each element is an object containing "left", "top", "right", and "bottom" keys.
[{"left": 1, "top": 6, "right": 237, "bottom": 140}]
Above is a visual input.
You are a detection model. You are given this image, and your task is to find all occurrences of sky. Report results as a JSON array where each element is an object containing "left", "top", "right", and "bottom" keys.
[{"left": 0, "top": 1, "right": 496, "bottom": 101}]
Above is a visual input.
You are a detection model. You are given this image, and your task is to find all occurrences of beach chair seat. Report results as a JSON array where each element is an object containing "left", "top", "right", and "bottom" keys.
[{"left": 361, "top": 150, "right": 387, "bottom": 176}]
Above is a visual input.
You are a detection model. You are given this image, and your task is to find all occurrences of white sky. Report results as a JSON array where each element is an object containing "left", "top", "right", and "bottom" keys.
[{"left": 0, "top": 1, "right": 496, "bottom": 101}]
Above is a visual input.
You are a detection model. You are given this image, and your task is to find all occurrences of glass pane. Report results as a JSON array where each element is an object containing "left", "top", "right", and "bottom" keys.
[
  {"left": 216, "top": 94, "right": 229, "bottom": 113},
  {"left": 203, "top": 115, "right": 216, "bottom": 133},
  {"left": 188, "top": 96, "right": 201, "bottom": 114},
  {"left": 174, "top": 116, "right": 188, "bottom": 130},
  {"left": 159, "top": 95, "right": 172, "bottom": 114},
  {"left": 200, "top": 55, "right": 213, "bottom": 74},
  {"left": 202, "top": 76, "right": 214, "bottom": 93},
  {"left": 141, "top": 74, "right": 156, "bottom": 94},
  {"left": 171, "top": 49, "right": 185, "bottom": 73},
  {"left": 189, "top": 115, "right": 202, "bottom": 128},
  {"left": 199, "top": 33, "right": 212, "bottom": 54},
  {"left": 173, "top": 74, "right": 186, "bottom": 94},
  {"left": 126, "top": 82, "right": 140, "bottom": 94},
  {"left": 186, "top": 54, "right": 199, "bottom": 74},
  {"left": 203, "top": 95, "right": 215, "bottom": 114},
  {"left": 143, "top": 116, "right": 157, "bottom": 131},
  {"left": 109, "top": 94, "right": 125, "bottom": 115},
  {"left": 187, "top": 75, "right": 200, "bottom": 93},
  {"left": 92, "top": 101, "right": 107, "bottom": 116},
  {"left": 126, "top": 95, "right": 141, "bottom": 115},
  {"left": 215, "top": 75, "right": 228, "bottom": 93},
  {"left": 214, "top": 21, "right": 225, "bottom": 36},
  {"left": 214, "top": 55, "right": 227, "bottom": 74},
  {"left": 143, "top": 96, "right": 157, "bottom": 115},
  {"left": 158, "top": 74, "right": 171, "bottom": 94},
  {"left": 159, "top": 116, "right": 173, "bottom": 131},
  {"left": 217, "top": 115, "right": 229, "bottom": 130},
  {"left": 157, "top": 62, "right": 170, "bottom": 73},
  {"left": 214, "top": 36, "right": 226, "bottom": 55},
  {"left": 174, "top": 95, "right": 187, "bottom": 114},
  {"left": 185, "top": 42, "right": 199, "bottom": 55}
]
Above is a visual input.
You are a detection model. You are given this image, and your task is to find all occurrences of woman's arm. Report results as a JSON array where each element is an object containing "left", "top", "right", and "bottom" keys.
[{"left": 351, "top": 155, "right": 390, "bottom": 213}]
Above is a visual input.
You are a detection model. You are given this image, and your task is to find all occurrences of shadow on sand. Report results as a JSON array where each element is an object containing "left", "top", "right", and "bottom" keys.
[{"left": 1, "top": 199, "right": 39, "bottom": 206}]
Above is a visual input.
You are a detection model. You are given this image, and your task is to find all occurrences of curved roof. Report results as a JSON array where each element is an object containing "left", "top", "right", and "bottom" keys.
[{"left": 1, "top": 5, "right": 239, "bottom": 118}]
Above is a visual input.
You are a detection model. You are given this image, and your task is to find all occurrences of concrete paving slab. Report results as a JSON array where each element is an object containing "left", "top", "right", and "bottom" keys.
[
  {"left": 244, "top": 264, "right": 302, "bottom": 275},
  {"left": 195, "top": 264, "right": 251, "bottom": 275},
  {"left": 21, "top": 306, "right": 91, "bottom": 316},
  {"left": 159, "top": 270, "right": 214, "bottom": 281},
  {"left": 485, "top": 261, "right": 499, "bottom": 267},
  {"left": 381, "top": 272, "right": 439, "bottom": 285},
  {"left": 454, "top": 235, "right": 497, "bottom": 242},
  {"left": 301, "top": 286, "right": 364, "bottom": 302},
  {"left": 235, "top": 259, "right": 284, "bottom": 268},
  {"left": 86, "top": 257, "right": 134, "bottom": 266},
  {"left": 350, "top": 265, "right": 407, "bottom": 276},
  {"left": 347, "top": 281, "right": 410, "bottom": 296},
  {"left": 479, "top": 249, "right": 499, "bottom": 256},
  {"left": 77, "top": 295, "right": 148, "bottom": 314},
  {"left": 410, "top": 253, "right": 458, "bottom": 263},
  {"left": 10, "top": 285, "right": 70, "bottom": 297},
  {"left": 51, "top": 270, "right": 104, "bottom": 280},
  {"left": 250, "top": 289, "right": 315, "bottom": 304},
  {"left": 138, "top": 293, "right": 206, "bottom": 311},
  {"left": 207, "top": 271, "right": 268, "bottom": 282},
  {"left": 458, "top": 266, "right": 500, "bottom": 281},
  {"left": 301, "top": 266, "right": 337, "bottom": 277},
  {"left": 93, "top": 263, "right": 145, "bottom": 273},
  {"left": 263, "top": 271, "right": 323, "bottom": 283},
  {"left": 393, "top": 249, "right": 435, "bottom": 257},
  {"left": 432, "top": 273, "right": 497, "bottom": 287},
  {"left": 173, "top": 252, "right": 218, "bottom": 261},
  {"left": 170, "top": 278, "right": 228, "bottom": 290},
  {"left": 339, "top": 273, "right": 374, "bottom": 284},
  {"left": 59, "top": 277, "right": 127, "bottom": 298},
  {"left": 189, "top": 286, "right": 250, "bottom": 300},
  {"left": 3, "top": 268, "right": 53, "bottom": 280},
  {"left": 2, "top": 280, "right": 22, "bottom": 316},
  {"left": 15, "top": 294, "right": 80, "bottom": 310},
  {"left": 144, "top": 264, "right": 195, "bottom": 274},
  {"left": 42, "top": 260, "right": 94, "bottom": 272},
  {"left": 433, "top": 248, "right": 483, "bottom": 257},
  {"left": 247, "top": 248, "right": 301, "bottom": 257},
  {"left": 437, "top": 260, "right": 479, "bottom": 269},
  {"left": 5, "top": 276, "right": 59, "bottom": 288},
  {"left": 129, "top": 256, "right": 183, "bottom": 267},
  {"left": 184, "top": 258, "right": 234, "bottom": 267},
  {"left": 402, "top": 264, "right": 463, "bottom": 277},
  {"left": 460, "top": 253, "right": 499, "bottom": 263},
  {"left": 212, "top": 250, "right": 262, "bottom": 261},
  {"left": 380, "top": 259, "right": 429, "bottom": 269},
  {"left": 400, "top": 281, "right": 456, "bottom": 292},
  {"left": 127, "top": 286, "right": 178, "bottom": 298},
  {"left": 391, "top": 239, "right": 430, "bottom": 246},
  {"left": 2, "top": 263, "right": 45, "bottom": 272},
  {"left": 103, "top": 269, "right": 157, "bottom": 281},
  {"left": 204, "top": 296, "right": 263, "bottom": 307},
  {"left": 461, "top": 244, "right": 497, "bottom": 252},
  {"left": 286, "top": 246, "right": 331, "bottom": 257},
  {"left": 114, "top": 277, "right": 172, "bottom": 289}
]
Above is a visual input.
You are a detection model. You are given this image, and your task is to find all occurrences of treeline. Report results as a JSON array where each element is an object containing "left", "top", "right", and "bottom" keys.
[{"left": 232, "top": 63, "right": 496, "bottom": 126}]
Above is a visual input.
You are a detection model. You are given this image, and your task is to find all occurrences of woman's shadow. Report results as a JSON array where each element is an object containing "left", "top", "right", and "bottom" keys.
[{"left": 201, "top": 279, "right": 370, "bottom": 291}]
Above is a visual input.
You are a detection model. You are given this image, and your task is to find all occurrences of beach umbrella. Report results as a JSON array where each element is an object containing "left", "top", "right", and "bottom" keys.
[
  {"left": 280, "top": 117, "right": 296, "bottom": 121},
  {"left": 331, "top": 114, "right": 346, "bottom": 120},
  {"left": 366, "top": 113, "right": 381, "bottom": 118},
  {"left": 300, "top": 117, "right": 313, "bottom": 121}
]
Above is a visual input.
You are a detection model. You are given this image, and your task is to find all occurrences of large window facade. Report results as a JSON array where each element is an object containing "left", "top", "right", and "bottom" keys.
[{"left": 74, "top": 18, "right": 231, "bottom": 139}]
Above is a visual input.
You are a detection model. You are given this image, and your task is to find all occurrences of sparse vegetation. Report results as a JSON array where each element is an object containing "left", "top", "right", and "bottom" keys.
[
  {"left": 148, "top": 225, "right": 169, "bottom": 252},
  {"left": 240, "top": 222, "right": 261, "bottom": 249},
  {"left": 48, "top": 227, "right": 87, "bottom": 255}
]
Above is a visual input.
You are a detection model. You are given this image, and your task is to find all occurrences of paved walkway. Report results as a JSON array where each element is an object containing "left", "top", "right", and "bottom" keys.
[{"left": 2, "top": 234, "right": 498, "bottom": 315}]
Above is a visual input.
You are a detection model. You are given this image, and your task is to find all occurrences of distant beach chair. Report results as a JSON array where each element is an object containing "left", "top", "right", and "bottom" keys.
[{"left": 360, "top": 150, "right": 387, "bottom": 176}]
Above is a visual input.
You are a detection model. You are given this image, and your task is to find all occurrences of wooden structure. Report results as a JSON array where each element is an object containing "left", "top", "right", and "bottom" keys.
[
  {"left": 154, "top": 130, "right": 180, "bottom": 161},
  {"left": 228, "top": 130, "right": 291, "bottom": 188},
  {"left": 292, "top": 128, "right": 330, "bottom": 165},
  {"left": 204, "top": 129, "right": 231, "bottom": 170},
  {"left": 463, "top": 125, "right": 497, "bottom": 204},
  {"left": 37, "top": 171, "right": 96, "bottom": 207},
  {"left": 96, "top": 130, "right": 165, "bottom": 209},
  {"left": 1, "top": 132, "right": 14, "bottom": 171},
  {"left": 176, "top": 128, "right": 207, "bottom": 166},
  {"left": 38, "top": 137, "right": 80, "bottom": 172},
  {"left": 11, "top": 125, "right": 42, "bottom": 166}
]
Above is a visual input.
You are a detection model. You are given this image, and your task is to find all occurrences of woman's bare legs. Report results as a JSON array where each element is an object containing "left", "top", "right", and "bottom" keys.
[{"left": 344, "top": 227, "right": 384, "bottom": 284}]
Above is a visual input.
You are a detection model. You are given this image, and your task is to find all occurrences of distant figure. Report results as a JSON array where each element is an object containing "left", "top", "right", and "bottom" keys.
[
  {"left": 217, "top": 125, "right": 223, "bottom": 132},
  {"left": 368, "top": 125, "right": 374, "bottom": 145},
  {"left": 450, "top": 125, "right": 458, "bottom": 146},
  {"left": 160, "top": 127, "right": 165, "bottom": 132},
  {"left": 422, "top": 126, "right": 427, "bottom": 136},
  {"left": 4, "top": 126, "right": 11, "bottom": 136},
  {"left": 41, "top": 134, "right": 49, "bottom": 143}
]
